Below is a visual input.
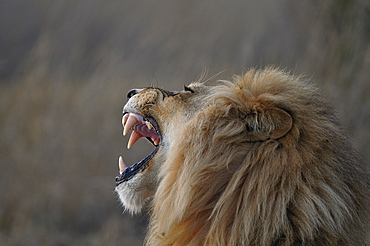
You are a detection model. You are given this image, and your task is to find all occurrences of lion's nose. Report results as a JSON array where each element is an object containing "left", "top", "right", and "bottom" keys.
[{"left": 127, "top": 89, "right": 139, "bottom": 99}]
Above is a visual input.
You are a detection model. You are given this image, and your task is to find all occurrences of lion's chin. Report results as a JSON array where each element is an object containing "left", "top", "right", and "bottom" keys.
[{"left": 115, "top": 175, "right": 151, "bottom": 214}]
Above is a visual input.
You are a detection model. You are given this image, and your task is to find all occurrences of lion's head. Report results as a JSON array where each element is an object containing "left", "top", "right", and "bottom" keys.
[
  {"left": 115, "top": 68, "right": 369, "bottom": 245},
  {"left": 115, "top": 83, "right": 209, "bottom": 213}
]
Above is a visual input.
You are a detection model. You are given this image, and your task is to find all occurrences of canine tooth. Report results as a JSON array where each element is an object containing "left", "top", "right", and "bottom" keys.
[
  {"left": 127, "top": 131, "right": 143, "bottom": 149},
  {"left": 119, "top": 156, "right": 126, "bottom": 174},
  {"left": 123, "top": 115, "right": 138, "bottom": 136}
]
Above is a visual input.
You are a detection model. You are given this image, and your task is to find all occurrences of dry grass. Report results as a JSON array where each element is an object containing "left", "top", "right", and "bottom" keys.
[{"left": 0, "top": 0, "right": 368, "bottom": 245}]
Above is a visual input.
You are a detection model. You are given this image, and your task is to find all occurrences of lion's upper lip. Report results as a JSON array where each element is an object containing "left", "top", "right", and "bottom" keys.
[{"left": 115, "top": 112, "right": 161, "bottom": 186}]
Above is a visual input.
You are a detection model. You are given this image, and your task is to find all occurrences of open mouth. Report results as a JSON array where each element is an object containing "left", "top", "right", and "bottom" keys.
[{"left": 115, "top": 113, "right": 161, "bottom": 186}]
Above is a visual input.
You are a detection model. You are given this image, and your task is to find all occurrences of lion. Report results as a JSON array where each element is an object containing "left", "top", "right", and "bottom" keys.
[{"left": 115, "top": 68, "right": 369, "bottom": 245}]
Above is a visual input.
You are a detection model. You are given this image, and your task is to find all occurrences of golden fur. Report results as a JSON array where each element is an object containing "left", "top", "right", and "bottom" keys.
[{"left": 117, "top": 68, "right": 369, "bottom": 245}]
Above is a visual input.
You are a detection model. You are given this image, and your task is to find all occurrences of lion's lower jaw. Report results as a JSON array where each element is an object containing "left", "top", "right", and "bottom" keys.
[
  {"left": 115, "top": 157, "right": 161, "bottom": 213},
  {"left": 115, "top": 167, "right": 160, "bottom": 213}
]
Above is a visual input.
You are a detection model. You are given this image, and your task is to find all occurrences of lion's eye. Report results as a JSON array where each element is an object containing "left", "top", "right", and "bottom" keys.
[{"left": 184, "top": 85, "right": 195, "bottom": 93}]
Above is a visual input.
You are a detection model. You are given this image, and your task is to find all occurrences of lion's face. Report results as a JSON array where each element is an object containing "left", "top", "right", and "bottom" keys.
[{"left": 115, "top": 84, "right": 208, "bottom": 212}]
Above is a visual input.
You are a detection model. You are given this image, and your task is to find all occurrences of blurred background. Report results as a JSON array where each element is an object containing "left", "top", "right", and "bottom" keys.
[{"left": 0, "top": 0, "right": 369, "bottom": 245}]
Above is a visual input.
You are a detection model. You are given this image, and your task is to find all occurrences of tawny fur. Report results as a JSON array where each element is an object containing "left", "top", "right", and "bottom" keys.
[{"left": 145, "top": 68, "right": 369, "bottom": 245}]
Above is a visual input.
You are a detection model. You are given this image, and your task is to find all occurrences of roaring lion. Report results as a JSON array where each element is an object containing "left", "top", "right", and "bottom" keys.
[{"left": 115, "top": 68, "right": 369, "bottom": 245}]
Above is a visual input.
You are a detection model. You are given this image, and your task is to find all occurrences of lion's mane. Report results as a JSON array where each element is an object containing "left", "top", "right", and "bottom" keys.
[{"left": 147, "top": 68, "right": 369, "bottom": 245}]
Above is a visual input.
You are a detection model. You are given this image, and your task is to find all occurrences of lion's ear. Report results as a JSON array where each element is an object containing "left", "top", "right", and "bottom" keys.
[
  {"left": 267, "top": 108, "right": 292, "bottom": 139},
  {"left": 245, "top": 107, "right": 292, "bottom": 140}
]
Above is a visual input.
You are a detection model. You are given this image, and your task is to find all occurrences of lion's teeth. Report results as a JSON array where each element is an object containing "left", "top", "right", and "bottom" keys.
[
  {"left": 119, "top": 156, "right": 126, "bottom": 174},
  {"left": 123, "top": 115, "right": 138, "bottom": 136},
  {"left": 122, "top": 114, "right": 129, "bottom": 126},
  {"left": 152, "top": 138, "right": 160, "bottom": 146},
  {"left": 127, "top": 130, "right": 143, "bottom": 149},
  {"left": 145, "top": 122, "right": 154, "bottom": 130}
]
